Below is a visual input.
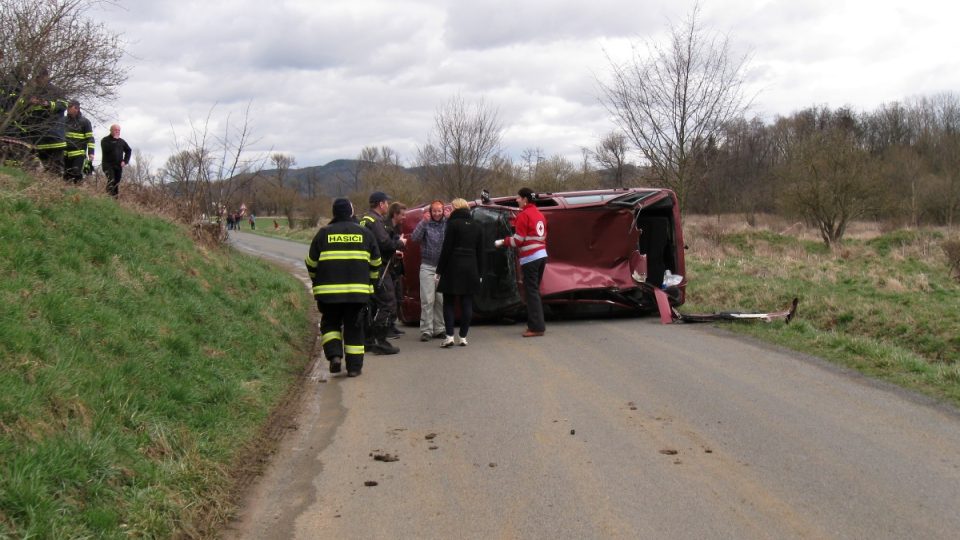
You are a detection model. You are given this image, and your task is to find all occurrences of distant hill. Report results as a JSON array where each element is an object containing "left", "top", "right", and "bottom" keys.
[{"left": 249, "top": 159, "right": 418, "bottom": 198}]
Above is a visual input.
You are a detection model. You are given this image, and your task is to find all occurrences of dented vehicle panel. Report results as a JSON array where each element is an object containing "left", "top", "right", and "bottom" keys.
[{"left": 396, "top": 187, "right": 686, "bottom": 324}]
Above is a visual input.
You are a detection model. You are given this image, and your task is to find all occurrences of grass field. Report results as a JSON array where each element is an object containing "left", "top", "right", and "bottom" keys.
[
  {"left": 0, "top": 169, "right": 313, "bottom": 538},
  {"left": 683, "top": 215, "right": 960, "bottom": 405}
]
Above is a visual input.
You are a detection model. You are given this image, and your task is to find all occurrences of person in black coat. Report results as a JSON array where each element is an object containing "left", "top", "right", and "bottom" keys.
[
  {"left": 100, "top": 124, "right": 132, "bottom": 198},
  {"left": 436, "top": 198, "right": 485, "bottom": 347}
]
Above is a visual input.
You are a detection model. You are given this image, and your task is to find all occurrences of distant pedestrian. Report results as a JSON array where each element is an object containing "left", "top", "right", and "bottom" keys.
[
  {"left": 436, "top": 198, "right": 485, "bottom": 347},
  {"left": 249, "top": 213, "right": 256, "bottom": 230},
  {"left": 495, "top": 187, "right": 547, "bottom": 337},
  {"left": 100, "top": 124, "right": 131, "bottom": 198},
  {"left": 305, "top": 198, "right": 381, "bottom": 377},
  {"left": 410, "top": 199, "right": 447, "bottom": 341}
]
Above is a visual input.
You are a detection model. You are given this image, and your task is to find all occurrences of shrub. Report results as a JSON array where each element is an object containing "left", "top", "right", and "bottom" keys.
[{"left": 942, "top": 238, "right": 960, "bottom": 282}]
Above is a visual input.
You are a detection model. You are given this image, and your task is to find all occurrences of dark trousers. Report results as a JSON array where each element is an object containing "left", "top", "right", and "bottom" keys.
[
  {"left": 522, "top": 257, "right": 547, "bottom": 332},
  {"left": 64, "top": 154, "right": 85, "bottom": 183},
  {"left": 371, "top": 270, "right": 396, "bottom": 328},
  {"left": 104, "top": 166, "right": 122, "bottom": 197},
  {"left": 443, "top": 294, "right": 474, "bottom": 338},
  {"left": 37, "top": 148, "right": 64, "bottom": 176},
  {"left": 318, "top": 302, "right": 366, "bottom": 373}
]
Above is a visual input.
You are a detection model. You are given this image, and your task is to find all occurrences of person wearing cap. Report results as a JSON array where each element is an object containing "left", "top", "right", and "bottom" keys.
[
  {"left": 360, "top": 191, "right": 406, "bottom": 354},
  {"left": 494, "top": 187, "right": 548, "bottom": 337},
  {"left": 305, "top": 198, "right": 381, "bottom": 377},
  {"left": 63, "top": 100, "right": 95, "bottom": 183},
  {"left": 100, "top": 124, "right": 132, "bottom": 198}
]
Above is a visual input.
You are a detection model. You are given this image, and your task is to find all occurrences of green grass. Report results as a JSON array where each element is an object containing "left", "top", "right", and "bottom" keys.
[
  {"left": 0, "top": 168, "right": 312, "bottom": 538},
  {"left": 684, "top": 221, "right": 960, "bottom": 406},
  {"left": 240, "top": 216, "right": 317, "bottom": 244}
]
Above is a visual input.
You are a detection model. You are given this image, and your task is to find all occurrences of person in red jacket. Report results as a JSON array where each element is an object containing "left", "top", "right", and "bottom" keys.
[{"left": 495, "top": 187, "right": 548, "bottom": 337}]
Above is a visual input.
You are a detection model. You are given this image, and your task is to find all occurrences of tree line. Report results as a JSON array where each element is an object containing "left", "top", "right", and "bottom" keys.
[{"left": 6, "top": 0, "right": 959, "bottom": 249}]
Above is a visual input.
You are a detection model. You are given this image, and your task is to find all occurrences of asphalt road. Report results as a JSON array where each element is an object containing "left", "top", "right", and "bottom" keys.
[{"left": 225, "top": 231, "right": 960, "bottom": 539}]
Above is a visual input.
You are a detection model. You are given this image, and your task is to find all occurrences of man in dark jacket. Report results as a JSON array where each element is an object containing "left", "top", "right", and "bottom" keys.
[
  {"left": 100, "top": 124, "right": 132, "bottom": 198},
  {"left": 360, "top": 191, "right": 406, "bottom": 355},
  {"left": 63, "top": 100, "right": 95, "bottom": 183},
  {"left": 22, "top": 68, "right": 67, "bottom": 175},
  {"left": 305, "top": 198, "right": 382, "bottom": 377}
]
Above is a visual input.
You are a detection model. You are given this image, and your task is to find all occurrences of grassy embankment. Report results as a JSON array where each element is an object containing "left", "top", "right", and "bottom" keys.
[
  {"left": 256, "top": 213, "right": 960, "bottom": 405},
  {"left": 683, "top": 215, "right": 960, "bottom": 406},
  {"left": 0, "top": 169, "right": 313, "bottom": 538}
]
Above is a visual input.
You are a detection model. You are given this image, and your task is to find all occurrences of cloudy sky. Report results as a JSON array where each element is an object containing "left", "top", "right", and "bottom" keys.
[{"left": 87, "top": 0, "right": 960, "bottom": 171}]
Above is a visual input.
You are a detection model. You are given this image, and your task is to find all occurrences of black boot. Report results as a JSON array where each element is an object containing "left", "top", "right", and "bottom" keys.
[
  {"left": 388, "top": 323, "right": 405, "bottom": 338},
  {"left": 346, "top": 357, "right": 363, "bottom": 377},
  {"left": 328, "top": 356, "right": 342, "bottom": 374},
  {"left": 369, "top": 326, "right": 399, "bottom": 355}
]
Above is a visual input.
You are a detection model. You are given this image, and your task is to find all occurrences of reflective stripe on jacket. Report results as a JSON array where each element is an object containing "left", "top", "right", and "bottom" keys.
[
  {"left": 305, "top": 218, "right": 382, "bottom": 303},
  {"left": 65, "top": 113, "right": 95, "bottom": 158},
  {"left": 503, "top": 203, "right": 547, "bottom": 264}
]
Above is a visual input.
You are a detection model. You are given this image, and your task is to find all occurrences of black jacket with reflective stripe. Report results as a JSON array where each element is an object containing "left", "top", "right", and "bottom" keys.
[
  {"left": 21, "top": 88, "right": 67, "bottom": 147},
  {"left": 65, "top": 113, "right": 94, "bottom": 158},
  {"left": 305, "top": 218, "right": 382, "bottom": 304},
  {"left": 360, "top": 210, "right": 402, "bottom": 273}
]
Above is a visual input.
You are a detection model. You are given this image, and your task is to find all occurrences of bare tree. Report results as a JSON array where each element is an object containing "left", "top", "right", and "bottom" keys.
[
  {"left": 520, "top": 147, "right": 545, "bottom": 184},
  {"left": 599, "top": 2, "right": 750, "bottom": 212},
  {"left": 128, "top": 149, "right": 155, "bottom": 185},
  {"left": 159, "top": 104, "right": 266, "bottom": 239},
  {"left": 270, "top": 153, "right": 296, "bottom": 187},
  {"left": 593, "top": 131, "right": 630, "bottom": 187},
  {"left": 0, "top": 0, "right": 127, "bottom": 134},
  {"left": 417, "top": 95, "right": 503, "bottom": 199},
  {"left": 269, "top": 152, "right": 298, "bottom": 227},
  {"left": 532, "top": 154, "right": 577, "bottom": 193},
  {"left": 777, "top": 125, "right": 876, "bottom": 247},
  {"left": 357, "top": 145, "right": 420, "bottom": 204}
]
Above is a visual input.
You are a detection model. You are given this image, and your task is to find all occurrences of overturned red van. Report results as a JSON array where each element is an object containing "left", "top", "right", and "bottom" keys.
[{"left": 396, "top": 187, "right": 686, "bottom": 324}]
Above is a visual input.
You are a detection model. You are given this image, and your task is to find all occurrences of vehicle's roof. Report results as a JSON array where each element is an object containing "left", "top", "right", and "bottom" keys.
[
  {"left": 406, "top": 187, "right": 671, "bottom": 212},
  {"left": 484, "top": 187, "right": 665, "bottom": 209}
]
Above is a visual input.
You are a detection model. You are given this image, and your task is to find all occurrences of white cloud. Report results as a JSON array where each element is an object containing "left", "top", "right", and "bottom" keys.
[{"left": 82, "top": 0, "right": 960, "bottom": 172}]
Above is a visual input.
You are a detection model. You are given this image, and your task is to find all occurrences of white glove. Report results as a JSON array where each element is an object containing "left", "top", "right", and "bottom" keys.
[{"left": 494, "top": 239, "right": 504, "bottom": 248}]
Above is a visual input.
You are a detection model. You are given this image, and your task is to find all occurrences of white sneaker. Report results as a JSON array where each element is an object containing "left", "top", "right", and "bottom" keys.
[
  {"left": 456, "top": 336, "right": 468, "bottom": 347},
  {"left": 441, "top": 336, "right": 455, "bottom": 348}
]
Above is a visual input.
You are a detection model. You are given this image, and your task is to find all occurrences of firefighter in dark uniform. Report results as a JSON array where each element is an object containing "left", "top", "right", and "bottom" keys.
[
  {"left": 22, "top": 68, "right": 67, "bottom": 175},
  {"left": 361, "top": 191, "right": 406, "bottom": 355},
  {"left": 305, "top": 198, "right": 381, "bottom": 377},
  {"left": 63, "top": 100, "right": 95, "bottom": 183}
]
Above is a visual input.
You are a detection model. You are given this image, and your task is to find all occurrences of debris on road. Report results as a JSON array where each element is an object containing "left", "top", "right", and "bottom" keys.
[{"left": 373, "top": 453, "right": 399, "bottom": 462}]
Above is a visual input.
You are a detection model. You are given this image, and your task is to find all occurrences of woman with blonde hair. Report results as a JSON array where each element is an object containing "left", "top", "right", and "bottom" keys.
[{"left": 435, "top": 198, "right": 485, "bottom": 347}]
